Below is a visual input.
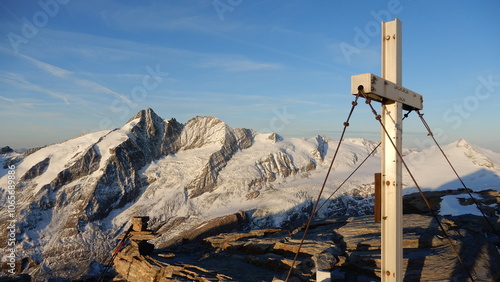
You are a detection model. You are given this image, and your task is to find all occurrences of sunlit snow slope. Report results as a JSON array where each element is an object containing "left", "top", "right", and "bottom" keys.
[{"left": 0, "top": 108, "right": 498, "bottom": 280}]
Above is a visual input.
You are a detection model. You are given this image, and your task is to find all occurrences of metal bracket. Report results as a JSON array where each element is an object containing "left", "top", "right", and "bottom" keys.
[{"left": 351, "top": 73, "right": 423, "bottom": 110}]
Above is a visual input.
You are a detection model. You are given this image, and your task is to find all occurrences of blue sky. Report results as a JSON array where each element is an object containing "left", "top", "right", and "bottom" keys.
[{"left": 0, "top": 0, "right": 499, "bottom": 152}]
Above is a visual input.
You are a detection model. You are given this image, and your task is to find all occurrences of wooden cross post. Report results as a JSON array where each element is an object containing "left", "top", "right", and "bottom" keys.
[
  {"left": 351, "top": 18, "right": 424, "bottom": 282},
  {"left": 381, "top": 18, "right": 403, "bottom": 282}
]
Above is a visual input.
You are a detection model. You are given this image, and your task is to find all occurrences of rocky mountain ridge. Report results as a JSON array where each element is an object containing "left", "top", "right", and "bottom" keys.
[
  {"left": 0, "top": 108, "right": 312, "bottom": 280},
  {"left": 0, "top": 108, "right": 499, "bottom": 281}
]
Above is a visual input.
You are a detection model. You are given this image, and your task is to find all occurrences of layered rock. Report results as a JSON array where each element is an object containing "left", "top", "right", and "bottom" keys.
[
  {"left": 114, "top": 214, "right": 346, "bottom": 282},
  {"left": 110, "top": 187, "right": 500, "bottom": 281},
  {"left": 113, "top": 212, "right": 500, "bottom": 282},
  {"left": 160, "top": 211, "right": 248, "bottom": 247}
]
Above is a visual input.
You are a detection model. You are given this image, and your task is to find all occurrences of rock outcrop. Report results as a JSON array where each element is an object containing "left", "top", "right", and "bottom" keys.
[
  {"left": 159, "top": 211, "right": 248, "bottom": 247},
  {"left": 111, "top": 188, "right": 500, "bottom": 282},
  {"left": 113, "top": 212, "right": 500, "bottom": 282},
  {"left": 0, "top": 146, "right": 14, "bottom": 154},
  {"left": 20, "top": 157, "right": 50, "bottom": 181}
]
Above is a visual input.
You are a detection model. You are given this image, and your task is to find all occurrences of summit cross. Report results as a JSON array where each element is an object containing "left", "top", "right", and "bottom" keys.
[{"left": 350, "top": 18, "right": 424, "bottom": 282}]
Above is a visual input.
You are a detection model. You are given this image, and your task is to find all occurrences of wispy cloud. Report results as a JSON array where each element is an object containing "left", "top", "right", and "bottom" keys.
[
  {"left": 0, "top": 95, "right": 15, "bottom": 102},
  {"left": 97, "top": 1, "right": 228, "bottom": 33},
  {"left": 202, "top": 58, "right": 282, "bottom": 72},
  {"left": 2, "top": 49, "right": 133, "bottom": 103},
  {"left": 0, "top": 72, "right": 71, "bottom": 104},
  {"left": 90, "top": 2, "right": 346, "bottom": 73},
  {"left": 16, "top": 52, "right": 72, "bottom": 78},
  {"left": 72, "top": 78, "right": 131, "bottom": 103}
]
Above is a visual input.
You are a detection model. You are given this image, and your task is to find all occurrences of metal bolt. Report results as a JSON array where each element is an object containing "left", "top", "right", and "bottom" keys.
[
  {"left": 386, "top": 271, "right": 391, "bottom": 276},
  {"left": 385, "top": 35, "right": 390, "bottom": 40},
  {"left": 385, "top": 181, "right": 391, "bottom": 186}
]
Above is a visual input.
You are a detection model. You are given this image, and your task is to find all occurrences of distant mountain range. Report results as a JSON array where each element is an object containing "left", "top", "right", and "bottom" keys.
[{"left": 1, "top": 108, "right": 499, "bottom": 280}]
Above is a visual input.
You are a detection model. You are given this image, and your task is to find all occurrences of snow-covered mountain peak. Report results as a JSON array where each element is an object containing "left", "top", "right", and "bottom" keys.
[
  {"left": 128, "top": 107, "right": 159, "bottom": 122},
  {"left": 455, "top": 138, "right": 470, "bottom": 147},
  {"left": 448, "top": 138, "right": 496, "bottom": 169},
  {"left": 179, "top": 116, "right": 229, "bottom": 149},
  {"left": 128, "top": 108, "right": 167, "bottom": 138},
  {"left": 1, "top": 109, "right": 499, "bottom": 280}
]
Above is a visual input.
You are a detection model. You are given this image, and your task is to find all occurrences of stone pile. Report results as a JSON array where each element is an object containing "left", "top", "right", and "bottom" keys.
[{"left": 121, "top": 216, "right": 157, "bottom": 257}]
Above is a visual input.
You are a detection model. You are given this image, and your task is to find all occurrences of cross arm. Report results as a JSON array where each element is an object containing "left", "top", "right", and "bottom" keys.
[{"left": 351, "top": 73, "right": 423, "bottom": 110}]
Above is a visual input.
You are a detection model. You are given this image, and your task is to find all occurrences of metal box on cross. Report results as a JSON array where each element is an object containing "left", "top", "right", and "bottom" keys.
[{"left": 351, "top": 73, "right": 423, "bottom": 110}]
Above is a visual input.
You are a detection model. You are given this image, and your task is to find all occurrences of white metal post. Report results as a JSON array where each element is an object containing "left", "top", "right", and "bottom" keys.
[{"left": 381, "top": 18, "right": 403, "bottom": 282}]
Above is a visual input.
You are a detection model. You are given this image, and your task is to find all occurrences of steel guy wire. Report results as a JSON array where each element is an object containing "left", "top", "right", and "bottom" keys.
[
  {"left": 358, "top": 89, "right": 476, "bottom": 281},
  {"left": 284, "top": 94, "right": 360, "bottom": 282}
]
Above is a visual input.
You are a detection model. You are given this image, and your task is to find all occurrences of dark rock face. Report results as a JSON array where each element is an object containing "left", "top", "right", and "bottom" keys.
[
  {"left": 20, "top": 157, "right": 50, "bottom": 181},
  {"left": 314, "top": 136, "right": 328, "bottom": 160},
  {"left": 85, "top": 139, "right": 147, "bottom": 221},
  {"left": 53, "top": 145, "right": 101, "bottom": 188},
  {"left": 2, "top": 153, "right": 22, "bottom": 169},
  {"left": 129, "top": 108, "right": 180, "bottom": 159},
  {"left": 71, "top": 109, "right": 185, "bottom": 222},
  {"left": 0, "top": 146, "right": 13, "bottom": 154}
]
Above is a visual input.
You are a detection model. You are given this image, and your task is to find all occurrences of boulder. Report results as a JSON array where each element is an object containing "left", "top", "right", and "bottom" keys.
[{"left": 160, "top": 211, "right": 247, "bottom": 247}]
